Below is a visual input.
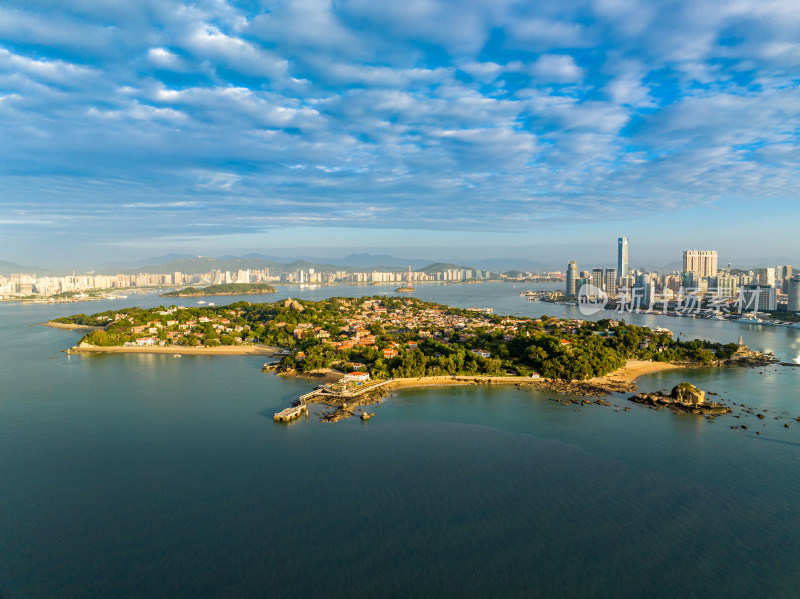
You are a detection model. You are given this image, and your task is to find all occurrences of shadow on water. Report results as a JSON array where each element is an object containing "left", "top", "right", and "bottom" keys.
[{"left": 750, "top": 435, "right": 800, "bottom": 449}]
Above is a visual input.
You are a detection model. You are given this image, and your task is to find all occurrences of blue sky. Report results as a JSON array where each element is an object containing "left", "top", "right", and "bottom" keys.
[{"left": 1, "top": 0, "right": 798, "bottom": 268}]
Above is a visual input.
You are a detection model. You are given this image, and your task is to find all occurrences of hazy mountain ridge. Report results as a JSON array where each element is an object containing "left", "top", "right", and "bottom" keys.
[
  {"left": 5, "top": 252, "right": 791, "bottom": 278},
  {"left": 95, "top": 255, "right": 488, "bottom": 276},
  {"left": 0, "top": 260, "right": 54, "bottom": 276}
]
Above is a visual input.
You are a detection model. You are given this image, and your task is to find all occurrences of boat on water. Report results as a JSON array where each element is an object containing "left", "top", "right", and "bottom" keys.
[
  {"left": 197, "top": 300, "right": 206, "bottom": 304},
  {"left": 737, "top": 316, "right": 764, "bottom": 324}
]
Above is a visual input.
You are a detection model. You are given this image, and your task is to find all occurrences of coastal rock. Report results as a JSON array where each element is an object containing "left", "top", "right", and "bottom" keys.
[
  {"left": 671, "top": 382, "right": 705, "bottom": 405},
  {"left": 629, "top": 382, "right": 730, "bottom": 415},
  {"left": 723, "top": 344, "right": 779, "bottom": 367}
]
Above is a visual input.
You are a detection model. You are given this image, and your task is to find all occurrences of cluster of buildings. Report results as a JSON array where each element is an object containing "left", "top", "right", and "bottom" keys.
[
  {"left": 294, "top": 298, "right": 533, "bottom": 359},
  {"left": 279, "top": 268, "right": 490, "bottom": 284},
  {"left": 0, "top": 266, "right": 495, "bottom": 299},
  {"left": 566, "top": 238, "right": 800, "bottom": 313},
  {"left": 104, "top": 307, "right": 250, "bottom": 347},
  {"left": 0, "top": 272, "right": 187, "bottom": 298}
]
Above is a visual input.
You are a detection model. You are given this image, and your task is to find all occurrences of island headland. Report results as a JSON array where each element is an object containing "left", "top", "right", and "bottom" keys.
[
  {"left": 161, "top": 283, "right": 276, "bottom": 297},
  {"left": 48, "top": 295, "right": 780, "bottom": 421}
]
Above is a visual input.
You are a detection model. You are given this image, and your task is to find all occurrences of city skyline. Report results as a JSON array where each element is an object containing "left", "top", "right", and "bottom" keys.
[{"left": 1, "top": 1, "right": 799, "bottom": 265}]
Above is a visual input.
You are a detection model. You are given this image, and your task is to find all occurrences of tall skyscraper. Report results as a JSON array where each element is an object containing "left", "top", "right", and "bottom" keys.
[
  {"left": 789, "top": 275, "right": 800, "bottom": 313},
  {"left": 618, "top": 237, "right": 628, "bottom": 284},
  {"left": 566, "top": 261, "right": 578, "bottom": 297},
  {"left": 683, "top": 250, "right": 718, "bottom": 278}
]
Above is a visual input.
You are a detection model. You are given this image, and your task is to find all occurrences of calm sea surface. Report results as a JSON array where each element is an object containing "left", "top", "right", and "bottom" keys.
[{"left": 1, "top": 282, "right": 799, "bottom": 598}]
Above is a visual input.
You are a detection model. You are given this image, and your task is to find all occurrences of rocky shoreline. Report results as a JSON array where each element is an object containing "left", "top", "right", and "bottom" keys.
[
  {"left": 267, "top": 350, "right": 788, "bottom": 422},
  {"left": 629, "top": 383, "right": 732, "bottom": 416}
]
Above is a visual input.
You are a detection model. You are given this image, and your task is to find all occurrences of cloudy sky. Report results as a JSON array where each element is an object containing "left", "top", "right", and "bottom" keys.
[{"left": 1, "top": 0, "right": 798, "bottom": 268}]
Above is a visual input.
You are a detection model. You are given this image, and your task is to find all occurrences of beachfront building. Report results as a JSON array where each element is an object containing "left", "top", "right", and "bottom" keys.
[{"left": 342, "top": 372, "right": 370, "bottom": 383}]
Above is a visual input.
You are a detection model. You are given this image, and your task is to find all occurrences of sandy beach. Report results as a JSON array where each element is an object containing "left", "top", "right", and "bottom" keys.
[
  {"left": 70, "top": 345, "right": 282, "bottom": 356},
  {"left": 43, "top": 322, "right": 105, "bottom": 331},
  {"left": 588, "top": 359, "right": 688, "bottom": 385},
  {"left": 375, "top": 360, "right": 690, "bottom": 396}
]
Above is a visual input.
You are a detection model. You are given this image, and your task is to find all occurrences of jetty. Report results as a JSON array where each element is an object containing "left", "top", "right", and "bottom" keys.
[
  {"left": 273, "top": 391, "right": 313, "bottom": 422},
  {"left": 273, "top": 379, "right": 393, "bottom": 422}
]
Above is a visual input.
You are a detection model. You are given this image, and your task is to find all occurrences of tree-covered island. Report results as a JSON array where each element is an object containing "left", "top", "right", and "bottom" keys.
[
  {"left": 56, "top": 296, "right": 753, "bottom": 380},
  {"left": 161, "top": 283, "right": 276, "bottom": 297}
]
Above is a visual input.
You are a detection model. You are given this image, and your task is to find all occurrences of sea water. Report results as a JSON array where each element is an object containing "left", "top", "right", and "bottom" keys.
[{"left": 1, "top": 283, "right": 798, "bottom": 598}]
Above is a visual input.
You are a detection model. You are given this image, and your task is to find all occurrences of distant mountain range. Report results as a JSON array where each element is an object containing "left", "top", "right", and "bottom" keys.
[
  {"left": 0, "top": 260, "right": 54, "bottom": 276},
  {"left": 94, "top": 255, "right": 480, "bottom": 276}
]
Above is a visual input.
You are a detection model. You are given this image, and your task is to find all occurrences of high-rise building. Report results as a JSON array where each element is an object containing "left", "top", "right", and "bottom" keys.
[
  {"left": 740, "top": 285, "right": 778, "bottom": 312},
  {"left": 757, "top": 267, "right": 775, "bottom": 288},
  {"left": 635, "top": 273, "right": 654, "bottom": 306},
  {"left": 711, "top": 273, "right": 738, "bottom": 297},
  {"left": 779, "top": 265, "right": 793, "bottom": 294},
  {"left": 618, "top": 237, "right": 628, "bottom": 284},
  {"left": 604, "top": 268, "right": 617, "bottom": 296},
  {"left": 683, "top": 250, "right": 718, "bottom": 278},
  {"left": 566, "top": 261, "right": 577, "bottom": 297},
  {"left": 591, "top": 268, "right": 604, "bottom": 291},
  {"left": 788, "top": 275, "right": 800, "bottom": 313}
]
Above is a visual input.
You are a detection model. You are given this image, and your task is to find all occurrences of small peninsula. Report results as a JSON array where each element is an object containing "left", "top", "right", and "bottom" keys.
[
  {"left": 55, "top": 295, "right": 759, "bottom": 372},
  {"left": 161, "top": 283, "right": 276, "bottom": 297}
]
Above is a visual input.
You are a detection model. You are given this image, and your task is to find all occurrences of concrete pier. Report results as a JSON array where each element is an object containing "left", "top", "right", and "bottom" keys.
[{"left": 273, "top": 403, "right": 308, "bottom": 422}]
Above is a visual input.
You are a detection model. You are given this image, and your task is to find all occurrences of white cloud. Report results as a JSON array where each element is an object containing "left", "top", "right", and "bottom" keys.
[
  {"left": 183, "top": 24, "right": 289, "bottom": 79},
  {"left": 1, "top": 0, "right": 799, "bottom": 253},
  {"left": 529, "top": 54, "right": 584, "bottom": 83},
  {"left": 147, "top": 47, "right": 184, "bottom": 70}
]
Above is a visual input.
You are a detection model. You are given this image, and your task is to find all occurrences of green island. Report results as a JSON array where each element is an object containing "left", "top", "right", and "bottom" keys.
[
  {"left": 161, "top": 283, "right": 276, "bottom": 297},
  {"left": 54, "top": 296, "right": 780, "bottom": 421},
  {"left": 58, "top": 295, "right": 752, "bottom": 371}
]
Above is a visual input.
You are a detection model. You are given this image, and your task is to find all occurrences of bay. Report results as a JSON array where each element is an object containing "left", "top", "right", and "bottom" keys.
[{"left": 1, "top": 283, "right": 799, "bottom": 598}]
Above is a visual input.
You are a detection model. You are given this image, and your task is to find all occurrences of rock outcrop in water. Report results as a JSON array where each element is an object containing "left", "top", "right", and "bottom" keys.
[
  {"left": 723, "top": 343, "right": 778, "bottom": 367},
  {"left": 629, "top": 383, "right": 731, "bottom": 415}
]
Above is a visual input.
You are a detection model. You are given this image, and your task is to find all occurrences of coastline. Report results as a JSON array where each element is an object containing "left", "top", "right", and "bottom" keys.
[
  {"left": 382, "top": 360, "right": 688, "bottom": 394},
  {"left": 296, "top": 359, "right": 691, "bottom": 409},
  {"left": 588, "top": 359, "right": 688, "bottom": 385},
  {"left": 292, "top": 360, "right": 693, "bottom": 421},
  {"left": 43, "top": 322, "right": 105, "bottom": 331},
  {"left": 160, "top": 291, "right": 277, "bottom": 298},
  {"left": 70, "top": 344, "right": 282, "bottom": 356}
]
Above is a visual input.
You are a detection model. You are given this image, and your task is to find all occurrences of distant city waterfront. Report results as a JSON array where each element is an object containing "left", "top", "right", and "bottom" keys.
[
  {"left": 1, "top": 282, "right": 799, "bottom": 598},
  {"left": 562, "top": 239, "right": 799, "bottom": 320},
  {"left": 0, "top": 259, "right": 562, "bottom": 301}
]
